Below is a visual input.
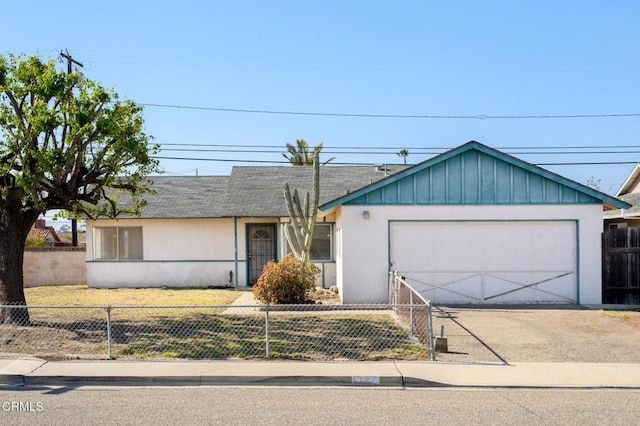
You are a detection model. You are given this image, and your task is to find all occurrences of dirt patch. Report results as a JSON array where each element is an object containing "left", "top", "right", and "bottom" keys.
[{"left": 599, "top": 310, "right": 640, "bottom": 330}]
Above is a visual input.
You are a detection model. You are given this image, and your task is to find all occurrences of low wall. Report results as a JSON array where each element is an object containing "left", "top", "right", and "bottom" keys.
[{"left": 24, "top": 248, "right": 86, "bottom": 287}]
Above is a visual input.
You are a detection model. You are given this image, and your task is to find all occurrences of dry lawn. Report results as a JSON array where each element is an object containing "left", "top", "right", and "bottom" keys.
[
  {"left": 0, "top": 285, "right": 427, "bottom": 361},
  {"left": 25, "top": 284, "right": 241, "bottom": 306}
]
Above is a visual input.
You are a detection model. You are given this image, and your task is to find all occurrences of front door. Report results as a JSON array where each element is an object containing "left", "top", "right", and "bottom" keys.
[{"left": 247, "top": 224, "right": 277, "bottom": 285}]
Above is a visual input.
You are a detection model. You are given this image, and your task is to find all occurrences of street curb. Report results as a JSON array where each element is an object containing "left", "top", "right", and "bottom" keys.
[
  {"left": 0, "top": 374, "right": 24, "bottom": 386},
  {"left": 4, "top": 374, "right": 640, "bottom": 389},
  {"left": 18, "top": 375, "right": 405, "bottom": 387}
]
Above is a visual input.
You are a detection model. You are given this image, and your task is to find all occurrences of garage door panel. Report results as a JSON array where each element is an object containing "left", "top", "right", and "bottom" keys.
[
  {"left": 404, "top": 271, "right": 575, "bottom": 304},
  {"left": 405, "top": 272, "right": 484, "bottom": 303},
  {"left": 391, "top": 221, "right": 577, "bottom": 304}
]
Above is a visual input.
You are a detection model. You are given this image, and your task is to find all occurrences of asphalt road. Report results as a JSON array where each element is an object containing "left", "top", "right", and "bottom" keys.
[{"left": 0, "top": 386, "right": 638, "bottom": 425}]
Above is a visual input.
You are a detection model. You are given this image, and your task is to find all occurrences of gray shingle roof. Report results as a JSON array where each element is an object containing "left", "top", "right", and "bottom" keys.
[
  {"left": 603, "top": 192, "right": 640, "bottom": 219},
  {"left": 126, "top": 165, "right": 406, "bottom": 219},
  {"left": 128, "top": 176, "right": 229, "bottom": 218}
]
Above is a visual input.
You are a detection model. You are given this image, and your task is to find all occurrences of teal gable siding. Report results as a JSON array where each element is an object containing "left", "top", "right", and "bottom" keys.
[
  {"left": 343, "top": 148, "right": 601, "bottom": 206},
  {"left": 320, "top": 141, "right": 630, "bottom": 211}
]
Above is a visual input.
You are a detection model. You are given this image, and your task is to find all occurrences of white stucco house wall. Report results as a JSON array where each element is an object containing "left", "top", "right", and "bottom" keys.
[
  {"left": 86, "top": 166, "right": 401, "bottom": 290},
  {"left": 86, "top": 141, "right": 628, "bottom": 305}
]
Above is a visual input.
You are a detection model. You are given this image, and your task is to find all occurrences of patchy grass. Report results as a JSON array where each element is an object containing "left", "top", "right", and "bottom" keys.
[
  {"left": 25, "top": 284, "right": 241, "bottom": 306},
  {"left": 1, "top": 286, "right": 429, "bottom": 360},
  {"left": 0, "top": 308, "right": 428, "bottom": 361},
  {"left": 599, "top": 309, "right": 640, "bottom": 330}
]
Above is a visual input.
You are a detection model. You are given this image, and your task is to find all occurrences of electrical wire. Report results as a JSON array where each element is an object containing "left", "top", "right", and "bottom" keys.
[
  {"left": 152, "top": 155, "right": 639, "bottom": 167},
  {"left": 154, "top": 142, "right": 640, "bottom": 150},
  {"left": 155, "top": 147, "right": 640, "bottom": 156},
  {"left": 140, "top": 103, "right": 640, "bottom": 120}
]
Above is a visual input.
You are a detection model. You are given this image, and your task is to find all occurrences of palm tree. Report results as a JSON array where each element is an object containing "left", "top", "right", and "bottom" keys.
[
  {"left": 283, "top": 139, "right": 335, "bottom": 166},
  {"left": 397, "top": 149, "right": 409, "bottom": 165}
]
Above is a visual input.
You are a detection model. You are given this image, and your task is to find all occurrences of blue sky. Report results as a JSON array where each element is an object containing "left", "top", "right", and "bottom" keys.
[{"left": 4, "top": 1, "right": 640, "bottom": 195}]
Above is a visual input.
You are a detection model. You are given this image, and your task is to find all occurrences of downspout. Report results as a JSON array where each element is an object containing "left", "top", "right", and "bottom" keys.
[
  {"left": 233, "top": 217, "right": 238, "bottom": 290},
  {"left": 576, "top": 220, "right": 580, "bottom": 304}
]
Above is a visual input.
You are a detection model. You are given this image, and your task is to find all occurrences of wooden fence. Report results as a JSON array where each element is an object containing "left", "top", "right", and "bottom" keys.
[{"left": 602, "top": 228, "right": 640, "bottom": 304}]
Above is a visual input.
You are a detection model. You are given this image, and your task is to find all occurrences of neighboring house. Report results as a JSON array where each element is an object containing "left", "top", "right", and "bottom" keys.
[
  {"left": 28, "top": 219, "right": 72, "bottom": 247},
  {"left": 86, "top": 141, "right": 629, "bottom": 305},
  {"left": 601, "top": 164, "right": 640, "bottom": 304},
  {"left": 603, "top": 163, "right": 640, "bottom": 230}
]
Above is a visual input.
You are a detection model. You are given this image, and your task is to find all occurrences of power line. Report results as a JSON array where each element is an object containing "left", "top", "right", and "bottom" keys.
[
  {"left": 152, "top": 155, "right": 639, "bottom": 167},
  {"left": 140, "top": 103, "right": 640, "bottom": 120},
  {"left": 156, "top": 146, "right": 640, "bottom": 156},
  {"left": 154, "top": 142, "right": 640, "bottom": 150}
]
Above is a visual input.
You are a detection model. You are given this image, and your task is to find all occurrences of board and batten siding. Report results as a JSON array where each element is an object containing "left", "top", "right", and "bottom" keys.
[{"left": 345, "top": 150, "right": 600, "bottom": 206}]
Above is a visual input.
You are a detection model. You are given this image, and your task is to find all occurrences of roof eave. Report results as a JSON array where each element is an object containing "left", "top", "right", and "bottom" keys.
[{"left": 615, "top": 163, "right": 640, "bottom": 197}]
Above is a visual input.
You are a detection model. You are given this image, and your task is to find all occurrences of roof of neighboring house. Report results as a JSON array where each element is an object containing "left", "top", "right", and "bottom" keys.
[
  {"left": 603, "top": 163, "right": 640, "bottom": 220},
  {"left": 27, "top": 226, "right": 72, "bottom": 246},
  {"left": 604, "top": 192, "right": 640, "bottom": 219},
  {"left": 320, "top": 141, "right": 630, "bottom": 212},
  {"left": 116, "top": 165, "right": 407, "bottom": 219},
  {"left": 615, "top": 163, "right": 640, "bottom": 197}
]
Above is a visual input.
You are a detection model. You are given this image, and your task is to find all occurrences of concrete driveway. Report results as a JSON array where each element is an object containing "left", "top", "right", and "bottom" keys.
[{"left": 431, "top": 306, "right": 640, "bottom": 364}]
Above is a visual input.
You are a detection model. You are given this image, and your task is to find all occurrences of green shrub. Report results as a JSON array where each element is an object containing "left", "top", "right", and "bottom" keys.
[
  {"left": 253, "top": 254, "right": 320, "bottom": 304},
  {"left": 25, "top": 232, "right": 46, "bottom": 248}
]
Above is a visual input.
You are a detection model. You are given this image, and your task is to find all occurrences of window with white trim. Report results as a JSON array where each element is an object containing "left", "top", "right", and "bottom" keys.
[
  {"left": 284, "top": 223, "right": 333, "bottom": 261},
  {"left": 94, "top": 227, "right": 143, "bottom": 260}
]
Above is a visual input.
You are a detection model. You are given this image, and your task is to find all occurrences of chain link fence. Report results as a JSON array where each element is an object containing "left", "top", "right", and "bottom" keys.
[
  {"left": 389, "top": 271, "right": 436, "bottom": 359},
  {"left": 0, "top": 302, "right": 432, "bottom": 361}
]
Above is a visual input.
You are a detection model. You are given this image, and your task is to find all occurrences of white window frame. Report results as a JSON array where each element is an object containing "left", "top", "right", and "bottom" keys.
[
  {"left": 93, "top": 226, "right": 143, "bottom": 260},
  {"left": 282, "top": 223, "right": 333, "bottom": 261}
]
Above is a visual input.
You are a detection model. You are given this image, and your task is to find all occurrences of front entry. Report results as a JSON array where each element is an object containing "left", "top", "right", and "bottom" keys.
[{"left": 247, "top": 224, "right": 277, "bottom": 284}]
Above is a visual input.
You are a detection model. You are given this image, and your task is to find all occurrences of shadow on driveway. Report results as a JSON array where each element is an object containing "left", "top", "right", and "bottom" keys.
[{"left": 431, "top": 305, "right": 640, "bottom": 364}]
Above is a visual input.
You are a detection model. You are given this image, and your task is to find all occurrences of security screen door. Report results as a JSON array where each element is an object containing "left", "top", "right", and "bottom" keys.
[{"left": 247, "top": 224, "right": 277, "bottom": 284}]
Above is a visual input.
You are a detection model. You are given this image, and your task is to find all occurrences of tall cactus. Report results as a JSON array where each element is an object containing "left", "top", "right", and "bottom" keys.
[{"left": 283, "top": 154, "right": 320, "bottom": 263}]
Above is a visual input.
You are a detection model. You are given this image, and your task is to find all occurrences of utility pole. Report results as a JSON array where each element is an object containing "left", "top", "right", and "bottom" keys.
[
  {"left": 59, "top": 48, "right": 83, "bottom": 74},
  {"left": 59, "top": 49, "right": 83, "bottom": 247}
]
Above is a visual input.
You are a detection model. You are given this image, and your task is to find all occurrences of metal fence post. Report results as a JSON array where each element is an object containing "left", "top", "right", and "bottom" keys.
[
  {"left": 426, "top": 303, "right": 435, "bottom": 361},
  {"left": 393, "top": 271, "right": 399, "bottom": 314},
  {"left": 265, "top": 303, "right": 270, "bottom": 359},
  {"left": 106, "top": 306, "right": 112, "bottom": 360},
  {"left": 409, "top": 291, "right": 414, "bottom": 334}
]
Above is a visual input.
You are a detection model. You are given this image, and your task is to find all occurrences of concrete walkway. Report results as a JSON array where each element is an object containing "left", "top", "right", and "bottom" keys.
[{"left": 1, "top": 358, "right": 639, "bottom": 388}]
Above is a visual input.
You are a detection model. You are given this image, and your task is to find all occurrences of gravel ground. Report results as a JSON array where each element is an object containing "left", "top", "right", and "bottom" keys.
[{"left": 432, "top": 306, "right": 640, "bottom": 364}]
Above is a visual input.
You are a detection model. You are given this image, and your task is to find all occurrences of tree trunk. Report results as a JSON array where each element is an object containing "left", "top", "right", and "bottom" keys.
[{"left": 0, "top": 195, "right": 39, "bottom": 325}]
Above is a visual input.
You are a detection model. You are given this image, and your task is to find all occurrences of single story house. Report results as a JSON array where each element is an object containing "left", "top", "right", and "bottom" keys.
[
  {"left": 86, "top": 141, "right": 629, "bottom": 304},
  {"left": 86, "top": 161, "right": 407, "bottom": 292},
  {"left": 603, "top": 163, "right": 640, "bottom": 230}
]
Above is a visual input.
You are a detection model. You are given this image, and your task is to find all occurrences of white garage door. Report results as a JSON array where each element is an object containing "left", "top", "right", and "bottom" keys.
[{"left": 390, "top": 221, "right": 577, "bottom": 304}]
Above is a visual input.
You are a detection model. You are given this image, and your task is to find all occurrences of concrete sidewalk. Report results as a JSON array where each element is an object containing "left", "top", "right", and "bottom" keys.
[{"left": 1, "top": 358, "right": 639, "bottom": 388}]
